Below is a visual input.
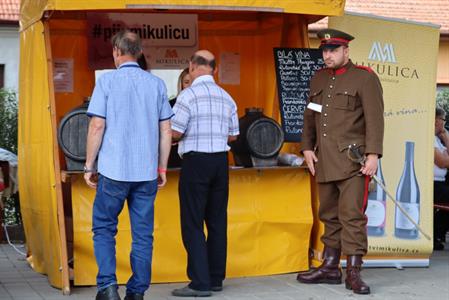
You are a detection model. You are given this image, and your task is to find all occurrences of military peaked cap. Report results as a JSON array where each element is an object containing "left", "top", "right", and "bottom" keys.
[{"left": 317, "top": 28, "right": 354, "bottom": 49}]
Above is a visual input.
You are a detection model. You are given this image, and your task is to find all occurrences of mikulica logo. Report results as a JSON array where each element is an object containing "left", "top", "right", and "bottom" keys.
[
  {"left": 368, "top": 42, "right": 397, "bottom": 63},
  {"left": 356, "top": 41, "right": 419, "bottom": 79}
]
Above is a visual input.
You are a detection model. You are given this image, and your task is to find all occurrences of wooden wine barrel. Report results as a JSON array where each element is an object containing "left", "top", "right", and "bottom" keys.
[
  {"left": 246, "top": 117, "right": 284, "bottom": 158},
  {"left": 57, "top": 102, "right": 89, "bottom": 171},
  {"left": 231, "top": 108, "right": 284, "bottom": 167}
]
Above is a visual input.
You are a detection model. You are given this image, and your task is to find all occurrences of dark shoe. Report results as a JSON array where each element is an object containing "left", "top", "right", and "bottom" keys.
[
  {"left": 172, "top": 286, "right": 212, "bottom": 297},
  {"left": 96, "top": 285, "right": 121, "bottom": 300},
  {"left": 211, "top": 286, "right": 223, "bottom": 292},
  {"left": 297, "top": 247, "right": 342, "bottom": 284},
  {"left": 345, "top": 255, "right": 370, "bottom": 295},
  {"left": 124, "top": 293, "right": 143, "bottom": 300}
]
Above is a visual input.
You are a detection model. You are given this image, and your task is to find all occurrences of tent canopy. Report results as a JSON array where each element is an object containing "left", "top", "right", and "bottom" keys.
[
  {"left": 0, "top": 148, "right": 18, "bottom": 167},
  {"left": 18, "top": 0, "right": 345, "bottom": 292},
  {"left": 21, "top": 0, "right": 345, "bottom": 30}
]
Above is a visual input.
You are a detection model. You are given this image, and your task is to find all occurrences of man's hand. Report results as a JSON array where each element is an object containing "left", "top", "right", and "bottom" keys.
[
  {"left": 157, "top": 172, "right": 167, "bottom": 188},
  {"left": 172, "top": 130, "right": 183, "bottom": 142},
  {"left": 84, "top": 172, "right": 98, "bottom": 189},
  {"left": 303, "top": 150, "right": 318, "bottom": 176},
  {"left": 360, "top": 154, "right": 378, "bottom": 176},
  {"left": 438, "top": 129, "right": 449, "bottom": 147}
]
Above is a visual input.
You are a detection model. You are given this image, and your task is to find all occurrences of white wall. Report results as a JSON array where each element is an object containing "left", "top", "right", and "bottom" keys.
[{"left": 0, "top": 25, "right": 19, "bottom": 92}]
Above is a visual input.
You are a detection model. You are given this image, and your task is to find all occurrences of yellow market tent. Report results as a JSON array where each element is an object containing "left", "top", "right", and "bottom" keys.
[{"left": 18, "top": 0, "right": 345, "bottom": 294}]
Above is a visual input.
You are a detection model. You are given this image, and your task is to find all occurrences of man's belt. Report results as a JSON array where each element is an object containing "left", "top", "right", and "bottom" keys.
[{"left": 183, "top": 151, "right": 227, "bottom": 157}]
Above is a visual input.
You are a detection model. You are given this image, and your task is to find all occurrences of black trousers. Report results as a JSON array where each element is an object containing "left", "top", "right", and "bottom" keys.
[
  {"left": 433, "top": 181, "right": 449, "bottom": 241},
  {"left": 179, "top": 152, "right": 228, "bottom": 291}
]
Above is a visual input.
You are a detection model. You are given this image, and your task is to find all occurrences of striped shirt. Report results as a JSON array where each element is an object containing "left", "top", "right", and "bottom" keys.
[
  {"left": 171, "top": 75, "right": 239, "bottom": 156},
  {"left": 87, "top": 62, "right": 173, "bottom": 182}
]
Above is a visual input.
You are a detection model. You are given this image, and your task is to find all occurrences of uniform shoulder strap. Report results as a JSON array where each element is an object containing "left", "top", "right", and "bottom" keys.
[{"left": 355, "top": 65, "right": 374, "bottom": 73}]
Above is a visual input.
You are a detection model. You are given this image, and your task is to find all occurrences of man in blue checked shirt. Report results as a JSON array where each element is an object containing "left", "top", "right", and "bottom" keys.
[
  {"left": 171, "top": 50, "right": 239, "bottom": 297},
  {"left": 84, "top": 30, "right": 173, "bottom": 300}
]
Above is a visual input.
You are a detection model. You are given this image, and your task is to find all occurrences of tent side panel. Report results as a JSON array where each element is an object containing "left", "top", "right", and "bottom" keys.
[
  {"left": 18, "top": 21, "right": 63, "bottom": 288},
  {"left": 20, "top": 0, "right": 53, "bottom": 31}
]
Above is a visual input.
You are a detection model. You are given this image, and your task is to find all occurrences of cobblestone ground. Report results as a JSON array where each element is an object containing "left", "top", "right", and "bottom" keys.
[{"left": 1, "top": 243, "right": 448, "bottom": 300}]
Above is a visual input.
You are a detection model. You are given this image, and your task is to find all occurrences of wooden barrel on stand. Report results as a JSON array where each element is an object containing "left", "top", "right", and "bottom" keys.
[{"left": 231, "top": 108, "right": 284, "bottom": 167}]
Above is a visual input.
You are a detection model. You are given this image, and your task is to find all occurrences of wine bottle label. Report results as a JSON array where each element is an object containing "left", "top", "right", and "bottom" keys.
[
  {"left": 395, "top": 203, "right": 420, "bottom": 230},
  {"left": 366, "top": 199, "right": 386, "bottom": 227}
]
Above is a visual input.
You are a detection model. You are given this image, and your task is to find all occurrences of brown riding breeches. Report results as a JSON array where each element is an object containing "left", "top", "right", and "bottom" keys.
[{"left": 318, "top": 175, "right": 370, "bottom": 255}]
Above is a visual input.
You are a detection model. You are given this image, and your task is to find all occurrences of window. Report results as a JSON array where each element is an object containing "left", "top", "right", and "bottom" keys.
[
  {"left": 0, "top": 64, "right": 4, "bottom": 88},
  {"left": 151, "top": 69, "right": 185, "bottom": 100}
]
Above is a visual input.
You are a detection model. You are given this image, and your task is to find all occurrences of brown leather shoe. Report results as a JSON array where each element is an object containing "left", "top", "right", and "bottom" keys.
[
  {"left": 296, "top": 247, "right": 342, "bottom": 284},
  {"left": 345, "top": 255, "right": 370, "bottom": 295}
]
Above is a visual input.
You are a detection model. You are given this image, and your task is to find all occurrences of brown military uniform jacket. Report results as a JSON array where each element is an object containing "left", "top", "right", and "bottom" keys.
[{"left": 301, "top": 60, "right": 384, "bottom": 183}]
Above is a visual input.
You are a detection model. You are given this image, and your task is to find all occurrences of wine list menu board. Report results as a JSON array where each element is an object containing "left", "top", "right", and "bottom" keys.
[{"left": 273, "top": 48, "right": 324, "bottom": 142}]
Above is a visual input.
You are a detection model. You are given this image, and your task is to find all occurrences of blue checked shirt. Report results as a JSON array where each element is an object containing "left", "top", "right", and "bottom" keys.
[
  {"left": 87, "top": 62, "right": 173, "bottom": 182},
  {"left": 171, "top": 75, "right": 239, "bottom": 156}
]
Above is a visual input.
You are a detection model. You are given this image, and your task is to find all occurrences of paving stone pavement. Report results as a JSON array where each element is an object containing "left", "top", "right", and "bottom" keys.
[{"left": 0, "top": 243, "right": 448, "bottom": 300}]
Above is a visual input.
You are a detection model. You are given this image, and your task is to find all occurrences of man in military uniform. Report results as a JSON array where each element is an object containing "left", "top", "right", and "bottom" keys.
[{"left": 297, "top": 29, "right": 384, "bottom": 295}]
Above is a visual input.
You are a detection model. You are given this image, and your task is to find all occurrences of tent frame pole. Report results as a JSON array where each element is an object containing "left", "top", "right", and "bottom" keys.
[{"left": 43, "top": 20, "right": 71, "bottom": 296}]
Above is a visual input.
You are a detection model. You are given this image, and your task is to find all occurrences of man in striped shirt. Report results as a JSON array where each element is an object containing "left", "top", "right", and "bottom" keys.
[{"left": 171, "top": 50, "right": 239, "bottom": 297}]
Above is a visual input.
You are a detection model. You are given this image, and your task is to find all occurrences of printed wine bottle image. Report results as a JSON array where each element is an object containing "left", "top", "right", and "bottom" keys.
[
  {"left": 394, "top": 141, "right": 420, "bottom": 239},
  {"left": 366, "top": 159, "right": 386, "bottom": 236}
]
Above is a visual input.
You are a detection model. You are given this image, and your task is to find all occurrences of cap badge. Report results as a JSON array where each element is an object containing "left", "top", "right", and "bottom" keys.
[{"left": 324, "top": 33, "right": 331, "bottom": 40}]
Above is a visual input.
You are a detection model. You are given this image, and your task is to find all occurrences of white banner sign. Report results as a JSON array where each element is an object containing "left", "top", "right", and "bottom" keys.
[{"left": 87, "top": 13, "right": 198, "bottom": 70}]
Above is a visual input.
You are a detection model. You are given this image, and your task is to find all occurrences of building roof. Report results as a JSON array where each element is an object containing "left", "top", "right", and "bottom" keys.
[
  {"left": 309, "top": 0, "right": 449, "bottom": 35},
  {"left": 0, "top": 0, "right": 19, "bottom": 22}
]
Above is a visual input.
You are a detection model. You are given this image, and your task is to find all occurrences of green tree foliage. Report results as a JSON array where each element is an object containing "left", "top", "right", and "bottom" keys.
[
  {"left": 0, "top": 89, "right": 20, "bottom": 226},
  {"left": 0, "top": 89, "right": 18, "bottom": 154},
  {"left": 436, "top": 87, "right": 449, "bottom": 114}
]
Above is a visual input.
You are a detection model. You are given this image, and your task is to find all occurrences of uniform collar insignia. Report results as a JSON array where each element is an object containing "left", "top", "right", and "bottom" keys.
[
  {"left": 334, "top": 66, "right": 347, "bottom": 75},
  {"left": 333, "top": 61, "right": 352, "bottom": 75}
]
